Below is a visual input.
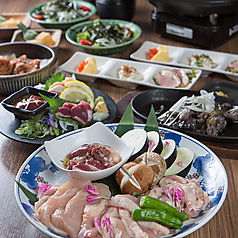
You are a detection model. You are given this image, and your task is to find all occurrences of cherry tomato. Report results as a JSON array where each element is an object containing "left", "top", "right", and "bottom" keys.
[
  {"left": 148, "top": 48, "right": 158, "bottom": 60},
  {"left": 32, "top": 14, "right": 45, "bottom": 20},
  {"left": 79, "top": 5, "right": 91, "bottom": 11},
  {"left": 124, "top": 27, "right": 134, "bottom": 37},
  {"left": 80, "top": 38, "right": 93, "bottom": 46}
]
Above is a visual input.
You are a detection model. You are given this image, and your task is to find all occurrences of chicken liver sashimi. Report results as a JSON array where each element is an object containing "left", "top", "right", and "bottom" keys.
[
  {"left": 55, "top": 101, "right": 93, "bottom": 125},
  {"left": 65, "top": 143, "right": 121, "bottom": 171},
  {"left": 71, "top": 101, "right": 93, "bottom": 125}
]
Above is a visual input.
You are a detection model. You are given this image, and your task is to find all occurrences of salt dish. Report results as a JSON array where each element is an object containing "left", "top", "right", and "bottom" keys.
[{"left": 44, "top": 122, "right": 134, "bottom": 181}]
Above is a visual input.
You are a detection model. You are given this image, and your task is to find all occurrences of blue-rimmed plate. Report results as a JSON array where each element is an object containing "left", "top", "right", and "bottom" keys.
[{"left": 14, "top": 124, "right": 228, "bottom": 238}]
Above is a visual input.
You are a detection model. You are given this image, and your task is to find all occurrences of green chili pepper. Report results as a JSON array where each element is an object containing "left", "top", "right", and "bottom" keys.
[
  {"left": 132, "top": 208, "right": 183, "bottom": 229},
  {"left": 140, "top": 195, "right": 189, "bottom": 221}
]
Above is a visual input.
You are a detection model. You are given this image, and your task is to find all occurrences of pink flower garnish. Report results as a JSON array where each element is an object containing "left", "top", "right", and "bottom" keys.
[
  {"left": 173, "top": 187, "right": 184, "bottom": 211},
  {"left": 37, "top": 184, "right": 52, "bottom": 198},
  {"left": 85, "top": 185, "right": 110, "bottom": 203},
  {"left": 164, "top": 187, "right": 172, "bottom": 200},
  {"left": 178, "top": 161, "right": 183, "bottom": 167},
  {"left": 94, "top": 215, "right": 113, "bottom": 237},
  {"left": 87, "top": 196, "right": 100, "bottom": 203},
  {"left": 85, "top": 185, "right": 100, "bottom": 195},
  {"left": 164, "top": 186, "right": 184, "bottom": 211},
  {"left": 174, "top": 187, "right": 184, "bottom": 201},
  {"left": 148, "top": 142, "right": 155, "bottom": 152},
  {"left": 165, "top": 141, "right": 170, "bottom": 147}
]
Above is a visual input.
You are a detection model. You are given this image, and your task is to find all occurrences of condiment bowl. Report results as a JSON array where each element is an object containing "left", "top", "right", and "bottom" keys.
[
  {"left": 1, "top": 86, "right": 57, "bottom": 119},
  {"left": 0, "top": 42, "right": 57, "bottom": 95},
  {"left": 65, "top": 19, "right": 142, "bottom": 55},
  {"left": 28, "top": 1, "right": 97, "bottom": 30},
  {"left": 44, "top": 122, "right": 134, "bottom": 181}
]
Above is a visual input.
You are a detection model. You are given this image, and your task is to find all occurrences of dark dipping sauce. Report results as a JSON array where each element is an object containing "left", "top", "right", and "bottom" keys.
[
  {"left": 64, "top": 143, "right": 121, "bottom": 171},
  {"left": 14, "top": 93, "right": 46, "bottom": 111}
]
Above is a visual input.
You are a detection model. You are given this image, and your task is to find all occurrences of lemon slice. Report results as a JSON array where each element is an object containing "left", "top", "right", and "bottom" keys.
[
  {"left": 60, "top": 86, "right": 94, "bottom": 108},
  {"left": 64, "top": 80, "right": 94, "bottom": 98}
]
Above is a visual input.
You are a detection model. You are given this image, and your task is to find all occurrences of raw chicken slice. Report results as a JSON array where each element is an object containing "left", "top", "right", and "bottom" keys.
[
  {"left": 102, "top": 207, "right": 130, "bottom": 238},
  {"left": 138, "top": 221, "right": 169, "bottom": 237},
  {"left": 78, "top": 199, "right": 108, "bottom": 237},
  {"left": 149, "top": 175, "right": 209, "bottom": 218},
  {"left": 118, "top": 209, "right": 149, "bottom": 238},
  {"left": 108, "top": 195, "right": 140, "bottom": 213},
  {"left": 35, "top": 179, "right": 111, "bottom": 238}
]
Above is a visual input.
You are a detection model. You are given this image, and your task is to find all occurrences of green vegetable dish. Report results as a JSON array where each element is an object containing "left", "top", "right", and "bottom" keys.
[
  {"left": 32, "top": 0, "right": 91, "bottom": 22},
  {"left": 76, "top": 19, "right": 134, "bottom": 47}
]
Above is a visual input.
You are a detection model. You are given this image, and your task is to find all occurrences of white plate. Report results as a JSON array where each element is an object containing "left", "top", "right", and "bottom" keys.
[
  {"left": 130, "top": 41, "right": 238, "bottom": 81},
  {"left": 59, "top": 52, "right": 202, "bottom": 90},
  {"left": 44, "top": 122, "right": 134, "bottom": 181},
  {"left": 14, "top": 124, "right": 228, "bottom": 238}
]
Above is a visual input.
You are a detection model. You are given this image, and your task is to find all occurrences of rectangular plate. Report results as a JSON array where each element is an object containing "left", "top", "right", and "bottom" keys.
[
  {"left": 130, "top": 41, "right": 238, "bottom": 82},
  {"left": 11, "top": 28, "right": 62, "bottom": 50},
  {"left": 0, "top": 13, "right": 31, "bottom": 40},
  {"left": 59, "top": 51, "right": 202, "bottom": 90}
]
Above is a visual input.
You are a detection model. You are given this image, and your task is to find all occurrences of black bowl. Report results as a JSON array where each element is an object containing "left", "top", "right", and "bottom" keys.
[
  {"left": 96, "top": 0, "right": 136, "bottom": 21},
  {"left": 1, "top": 86, "right": 57, "bottom": 119}
]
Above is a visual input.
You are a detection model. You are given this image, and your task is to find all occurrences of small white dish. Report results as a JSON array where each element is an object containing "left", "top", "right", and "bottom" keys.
[
  {"left": 44, "top": 122, "right": 134, "bottom": 181},
  {"left": 59, "top": 51, "right": 202, "bottom": 90},
  {"left": 130, "top": 41, "right": 238, "bottom": 81}
]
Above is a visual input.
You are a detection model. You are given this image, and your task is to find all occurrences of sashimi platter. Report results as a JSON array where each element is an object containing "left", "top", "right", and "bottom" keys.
[{"left": 14, "top": 106, "right": 228, "bottom": 238}]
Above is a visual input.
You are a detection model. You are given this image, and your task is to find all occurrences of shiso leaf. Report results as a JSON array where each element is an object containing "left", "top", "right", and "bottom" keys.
[
  {"left": 44, "top": 70, "right": 64, "bottom": 91},
  {"left": 14, "top": 179, "right": 38, "bottom": 204},
  {"left": 39, "top": 93, "right": 66, "bottom": 114},
  {"left": 115, "top": 103, "right": 134, "bottom": 137},
  {"left": 144, "top": 105, "right": 160, "bottom": 134}
]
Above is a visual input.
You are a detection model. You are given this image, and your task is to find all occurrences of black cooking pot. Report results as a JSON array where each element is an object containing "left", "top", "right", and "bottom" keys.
[
  {"left": 149, "top": 0, "right": 238, "bottom": 17},
  {"left": 96, "top": 0, "right": 136, "bottom": 21}
]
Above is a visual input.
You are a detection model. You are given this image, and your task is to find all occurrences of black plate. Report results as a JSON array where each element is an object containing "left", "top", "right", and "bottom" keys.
[
  {"left": 0, "top": 88, "right": 117, "bottom": 145},
  {"left": 203, "top": 79, "right": 238, "bottom": 104},
  {"left": 131, "top": 88, "right": 238, "bottom": 142}
]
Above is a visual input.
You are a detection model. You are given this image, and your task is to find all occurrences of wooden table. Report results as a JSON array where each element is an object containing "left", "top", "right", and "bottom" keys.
[{"left": 0, "top": 0, "right": 237, "bottom": 237}]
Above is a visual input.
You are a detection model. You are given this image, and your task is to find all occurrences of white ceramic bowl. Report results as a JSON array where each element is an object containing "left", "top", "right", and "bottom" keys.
[{"left": 44, "top": 122, "right": 134, "bottom": 181}]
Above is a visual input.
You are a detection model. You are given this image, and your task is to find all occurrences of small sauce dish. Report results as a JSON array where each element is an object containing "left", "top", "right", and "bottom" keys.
[{"left": 1, "top": 86, "right": 57, "bottom": 119}]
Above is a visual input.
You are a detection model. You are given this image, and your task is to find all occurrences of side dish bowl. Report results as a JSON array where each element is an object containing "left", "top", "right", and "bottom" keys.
[
  {"left": 44, "top": 122, "right": 134, "bottom": 181},
  {"left": 0, "top": 42, "right": 57, "bottom": 95},
  {"left": 65, "top": 19, "right": 142, "bottom": 55},
  {"left": 1, "top": 86, "right": 57, "bottom": 119},
  {"left": 28, "top": 1, "right": 97, "bottom": 30}
]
